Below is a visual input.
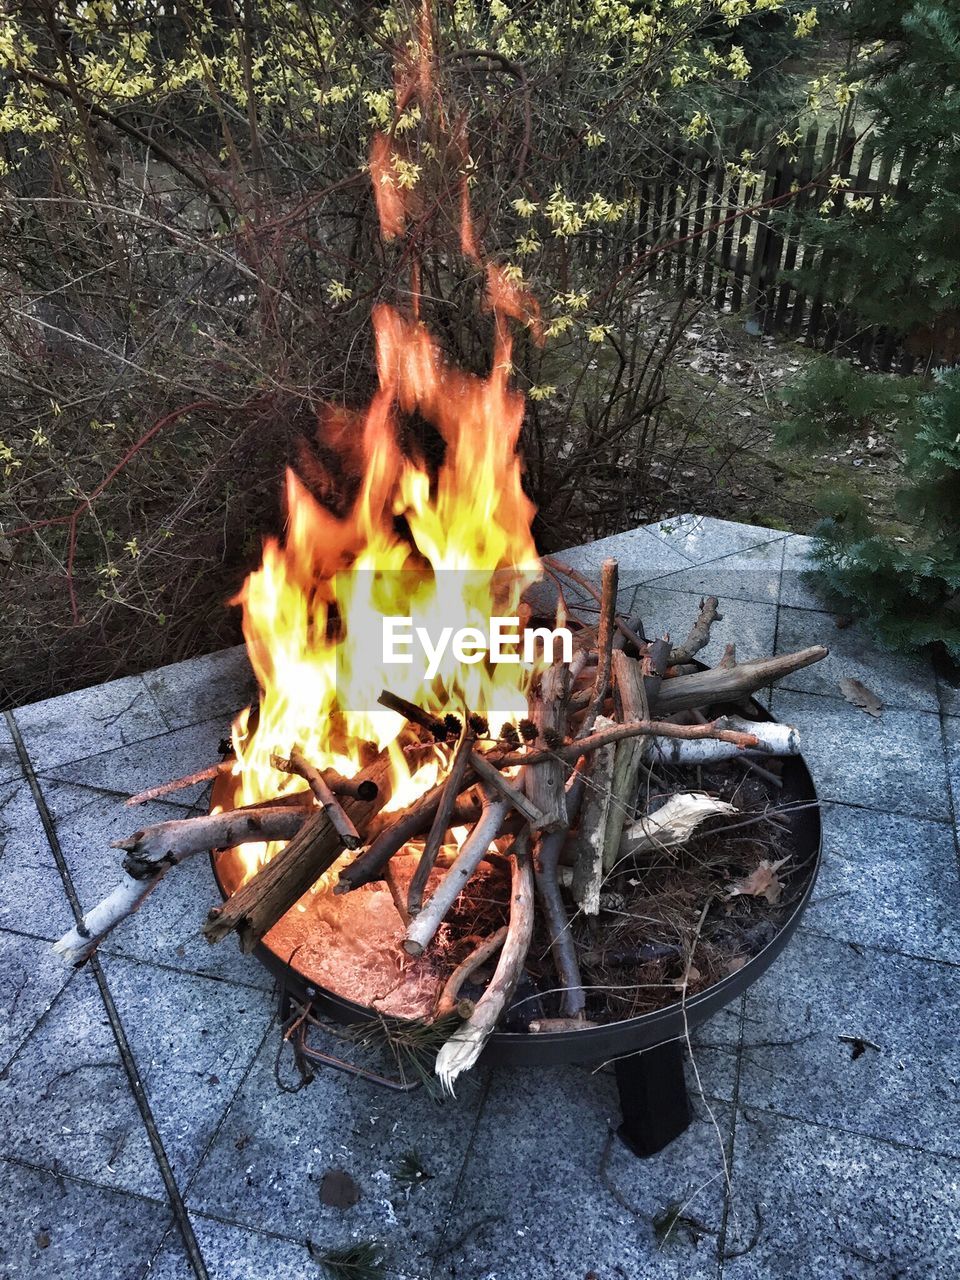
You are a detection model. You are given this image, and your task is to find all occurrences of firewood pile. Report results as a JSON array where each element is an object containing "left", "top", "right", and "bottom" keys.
[{"left": 53, "top": 555, "right": 826, "bottom": 1092}]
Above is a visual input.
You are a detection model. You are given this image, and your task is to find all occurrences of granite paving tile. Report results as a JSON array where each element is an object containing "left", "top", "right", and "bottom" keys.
[
  {"left": 435, "top": 1064, "right": 725, "bottom": 1280},
  {"left": 0, "top": 930, "right": 74, "bottom": 1071},
  {"left": 13, "top": 674, "right": 169, "bottom": 772},
  {"left": 0, "top": 778, "right": 74, "bottom": 941},
  {"left": 776, "top": 605, "right": 939, "bottom": 712},
  {"left": 38, "top": 715, "right": 235, "bottom": 813},
  {"left": 99, "top": 955, "right": 274, "bottom": 1186},
  {"left": 937, "top": 668, "right": 960, "bottom": 718},
  {"left": 944, "top": 714, "right": 960, "bottom": 826},
  {"left": 805, "top": 803, "right": 960, "bottom": 963},
  {"left": 186, "top": 1034, "right": 488, "bottom": 1276},
  {"left": 0, "top": 1159, "right": 171, "bottom": 1280},
  {"left": 643, "top": 514, "right": 786, "bottom": 566},
  {"left": 0, "top": 716, "right": 20, "bottom": 785},
  {"left": 643, "top": 534, "right": 785, "bottom": 605},
  {"left": 39, "top": 779, "right": 269, "bottom": 988},
  {"left": 737, "top": 928, "right": 960, "bottom": 1158},
  {"left": 144, "top": 646, "right": 256, "bottom": 732},
  {"left": 770, "top": 689, "right": 950, "bottom": 820},
  {"left": 724, "top": 1109, "right": 960, "bottom": 1279},
  {"left": 551, "top": 526, "right": 693, "bottom": 589},
  {"left": 631, "top": 584, "right": 778, "bottom": 667},
  {"left": 147, "top": 1213, "right": 426, "bottom": 1280},
  {"left": 0, "top": 970, "right": 164, "bottom": 1197}
]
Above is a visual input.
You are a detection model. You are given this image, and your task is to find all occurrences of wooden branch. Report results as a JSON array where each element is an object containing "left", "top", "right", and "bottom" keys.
[
  {"left": 53, "top": 806, "right": 309, "bottom": 965},
  {"left": 570, "top": 716, "right": 617, "bottom": 915},
  {"left": 469, "top": 750, "right": 547, "bottom": 827},
  {"left": 125, "top": 763, "right": 377, "bottom": 807},
  {"left": 533, "top": 771, "right": 587, "bottom": 1019},
  {"left": 541, "top": 556, "right": 645, "bottom": 650},
  {"left": 435, "top": 927, "right": 508, "bottom": 1020},
  {"left": 603, "top": 650, "right": 649, "bottom": 872},
  {"left": 203, "top": 751, "right": 395, "bottom": 951},
  {"left": 377, "top": 690, "right": 449, "bottom": 740},
  {"left": 491, "top": 716, "right": 762, "bottom": 768},
  {"left": 650, "top": 646, "right": 829, "bottom": 716},
  {"left": 407, "top": 727, "right": 475, "bottom": 916},
  {"left": 642, "top": 635, "right": 673, "bottom": 708},
  {"left": 274, "top": 749, "right": 361, "bottom": 850},
  {"left": 434, "top": 836, "right": 535, "bottom": 1093},
  {"left": 670, "top": 596, "right": 721, "bottom": 664},
  {"left": 404, "top": 790, "right": 510, "bottom": 957},
  {"left": 578, "top": 558, "right": 618, "bottom": 738},
  {"left": 521, "top": 661, "right": 569, "bottom": 831},
  {"left": 112, "top": 807, "right": 310, "bottom": 860},
  {"left": 335, "top": 777, "right": 479, "bottom": 894},
  {"left": 646, "top": 715, "right": 799, "bottom": 767}
]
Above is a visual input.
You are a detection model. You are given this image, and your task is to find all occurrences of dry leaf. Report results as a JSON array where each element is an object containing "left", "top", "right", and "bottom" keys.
[
  {"left": 838, "top": 677, "right": 883, "bottom": 718},
  {"left": 726, "top": 856, "right": 790, "bottom": 905}
]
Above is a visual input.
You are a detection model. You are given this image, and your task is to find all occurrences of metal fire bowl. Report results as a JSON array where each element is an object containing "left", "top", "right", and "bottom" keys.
[{"left": 210, "top": 690, "right": 820, "bottom": 1069}]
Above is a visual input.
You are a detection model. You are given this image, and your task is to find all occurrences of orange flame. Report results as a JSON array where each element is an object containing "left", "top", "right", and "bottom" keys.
[{"left": 223, "top": 5, "right": 544, "bottom": 895}]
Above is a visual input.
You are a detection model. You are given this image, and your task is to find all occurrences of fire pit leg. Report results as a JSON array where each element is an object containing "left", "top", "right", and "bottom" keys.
[{"left": 614, "top": 1039, "right": 691, "bottom": 1158}]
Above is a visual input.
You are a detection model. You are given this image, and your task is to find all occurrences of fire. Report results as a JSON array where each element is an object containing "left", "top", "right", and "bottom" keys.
[
  {"left": 223, "top": 299, "right": 541, "bottom": 888},
  {"left": 220, "top": 4, "right": 545, "bottom": 896}
]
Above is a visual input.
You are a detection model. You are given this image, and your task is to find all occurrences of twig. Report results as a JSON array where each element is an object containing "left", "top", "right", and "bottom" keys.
[
  {"left": 670, "top": 596, "right": 721, "bottom": 664},
  {"left": 276, "top": 748, "right": 361, "bottom": 850},
  {"left": 434, "top": 927, "right": 508, "bottom": 1020},
  {"left": 578, "top": 557, "right": 618, "bottom": 738},
  {"left": 407, "top": 726, "right": 476, "bottom": 915},
  {"left": 434, "top": 834, "right": 535, "bottom": 1093},
  {"left": 404, "top": 789, "right": 510, "bottom": 957}
]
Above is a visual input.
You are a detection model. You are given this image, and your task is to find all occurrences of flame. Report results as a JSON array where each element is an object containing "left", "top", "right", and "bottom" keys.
[
  {"left": 224, "top": 301, "right": 541, "bottom": 889},
  {"left": 220, "top": 5, "right": 544, "bottom": 898}
]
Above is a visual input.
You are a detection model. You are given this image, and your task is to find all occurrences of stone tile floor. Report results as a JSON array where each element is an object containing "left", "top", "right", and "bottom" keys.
[{"left": 1, "top": 514, "right": 958, "bottom": 1280}]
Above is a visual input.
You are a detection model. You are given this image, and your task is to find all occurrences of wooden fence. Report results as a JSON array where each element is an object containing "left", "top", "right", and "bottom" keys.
[{"left": 603, "top": 121, "right": 950, "bottom": 374}]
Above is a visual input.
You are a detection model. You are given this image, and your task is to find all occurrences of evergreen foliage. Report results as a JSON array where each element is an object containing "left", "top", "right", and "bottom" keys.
[
  {"left": 779, "top": 361, "right": 960, "bottom": 657},
  {"left": 779, "top": 3, "right": 960, "bottom": 658}
]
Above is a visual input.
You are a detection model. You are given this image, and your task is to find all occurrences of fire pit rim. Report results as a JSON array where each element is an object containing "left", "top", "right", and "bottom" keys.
[{"left": 209, "top": 690, "right": 820, "bottom": 1067}]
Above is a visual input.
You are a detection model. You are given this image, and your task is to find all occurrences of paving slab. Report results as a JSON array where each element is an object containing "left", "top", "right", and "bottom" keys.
[
  {"left": 944, "top": 715, "right": 960, "bottom": 829},
  {"left": 737, "top": 928, "right": 960, "bottom": 1159},
  {"left": 644, "top": 514, "right": 786, "bottom": 565},
  {"left": 0, "top": 930, "right": 74, "bottom": 1071},
  {"left": 148, "top": 1213, "right": 425, "bottom": 1280},
  {"left": 0, "top": 970, "right": 165, "bottom": 1197},
  {"left": 771, "top": 689, "right": 950, "bottom": 820},
  {"left": 0, "top": 1158, "right": 171, "bottom": 1280},
  {"left": 805, "top": 803, "right": 960, "bottom": 963},
  {"left": 0, "top": 716, "right": 21, "bottom": 785},
  {"left": 13, "top": 674, "right": 169, "bottom": 773},
  {"left": 937, "top": 669, "right": 960, "bottom": 718},
  {"left": 99, "top": 955, "right": 274, "bottom": 1186},
  {"left": 552, "top": 526, "right": 693, "bottom": 588},
  {"left": 436, "top": 1064, "right": 724, "bottom": 1280},
  {"left": 642, "top": 534, "right": 785, "bottom": 604},
  {"left": 37, "top": 715, "right": 233, "bottom": 813},
  {"left": 143, "top": 646, "right": 256, "bottom": 732},
  {"left": 776, "top": 605, "right": 939, "bottom": 712},
  {"left": 0, "top": 779, "right": 74, "bottom": 941},
  {"left": 724, "top": 1109, "right": 960, "bottom": 1279},
  {"left": 38, "top": 779, "right": 268, "bottom": 987},
  {"left": 186, "top": 1034, "right": 488, "bottom": 1277}
]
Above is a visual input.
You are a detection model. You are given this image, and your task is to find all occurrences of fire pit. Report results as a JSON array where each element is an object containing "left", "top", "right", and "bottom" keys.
[
  {"left": 208, "top": 681, "right": 820, "bottom": 1158},
  {"left": 51, "top": 14, "right": 829, "bottom": 1163}
]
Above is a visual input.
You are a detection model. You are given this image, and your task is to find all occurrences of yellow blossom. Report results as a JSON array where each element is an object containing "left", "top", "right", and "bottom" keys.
[
  {"left": 528, "top": 384, "right": 556, "bottom": 401},
  {"left": 512, "top": 196, "right": 538, "bottom": 218}
]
